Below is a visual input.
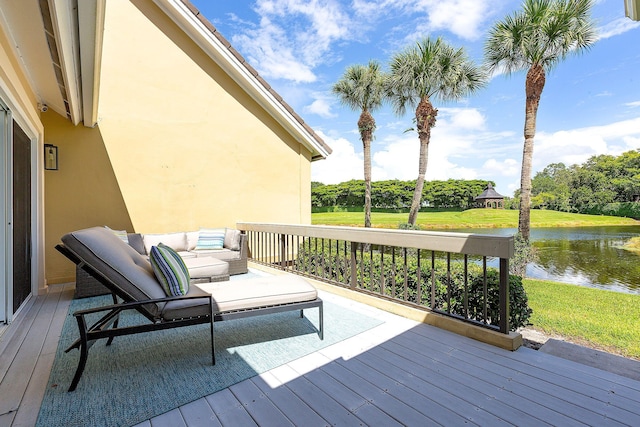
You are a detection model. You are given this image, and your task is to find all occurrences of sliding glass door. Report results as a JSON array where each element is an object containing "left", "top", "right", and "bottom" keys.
[
  {"left": 0, "top": 99, "right": 34, "bottom": 324},
  {"left": 12, "top": 120, "right": 31, "bottom": 314}
]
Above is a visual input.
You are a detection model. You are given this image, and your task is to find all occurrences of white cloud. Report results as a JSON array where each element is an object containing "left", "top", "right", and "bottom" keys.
[
  {"left": 439, "top": 107, "right": 486, "bottom": 130},
  {"left": 233, "top": 18, "right": 316, "bottom": 83},
  {"left": 311, "top": 133, "right": 363, "bottom": 184},
  {"left": 304, "top": 98, "right": 336, "bottom": 118},
  {"left": 597, "top": 17, "right": 640, "bottom": 40},
  {"left": 353, "top": 0, "right": 494, "bottom": 40},
  {"left": 533, "top": 117, "right": 640, "bottom": 170},
  {"left": 371, "top": 107, "right": 490, "bottom": 181},
  {"left": 482, "top": 158, "right": 519, "bottom": 178},
  {"left": 626, "top": 101, "right": 640, "bottom": 108},
  {"left": 371, "top": 136, "right": 418, "bottom": 180},
  {"left": 233, "top": 0, "right": 354, "bottom": 82},
  {"left": 420, "top": 0, "right": 494, "bottom": 40}
]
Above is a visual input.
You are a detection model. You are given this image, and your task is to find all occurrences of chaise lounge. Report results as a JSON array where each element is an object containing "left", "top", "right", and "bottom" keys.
[{"left": 56, "top": 226, "right": 323, "bottom": 392}]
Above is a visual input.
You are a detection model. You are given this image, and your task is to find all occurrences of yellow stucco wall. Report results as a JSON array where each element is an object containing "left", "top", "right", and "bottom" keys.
[
  {"left": 43, "top": 111, "right": 134, "bottom": 284},
  {"left": 95, "top": 0, "right": 312, "bottom": 233},
  {"left": 44, "top": 0, "right": 315, "bottom": 283}
]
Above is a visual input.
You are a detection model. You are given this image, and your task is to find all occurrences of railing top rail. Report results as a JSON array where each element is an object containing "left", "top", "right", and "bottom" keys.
[{"left": 237, "top": 222, "right": 514, "bottom": 259}]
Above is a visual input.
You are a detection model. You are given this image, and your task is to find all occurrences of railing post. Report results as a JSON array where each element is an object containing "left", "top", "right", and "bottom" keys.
[
  {"left": 350, "top": 241, "right": 357, "bottom": 289},
  {"left": 499, "top": 257, "right": 510, "bottom": 334},
  {"left": 279, "top": 234, "right": 286, "bottom": 269}
]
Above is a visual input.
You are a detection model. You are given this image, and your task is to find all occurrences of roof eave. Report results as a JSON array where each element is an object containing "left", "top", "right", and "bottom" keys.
[
  {"left": 77, "top": 0, "right": 105, "bottom": 127},
  {"left": 48, "top": 0, "right": 83, "bottom": 125},
  {"left": 152, "top": 0, "right": 330, "bottom": 160}
]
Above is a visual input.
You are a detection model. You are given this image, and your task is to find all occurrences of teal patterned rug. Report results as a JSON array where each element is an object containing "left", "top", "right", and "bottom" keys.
[{"left": 36, "top": 290, "right": 382, "bottom": 427}]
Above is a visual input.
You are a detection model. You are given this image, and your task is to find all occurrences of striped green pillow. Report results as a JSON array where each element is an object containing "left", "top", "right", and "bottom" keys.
[{"left": 149, "top": 243, "right": 190, "bottom": 296}]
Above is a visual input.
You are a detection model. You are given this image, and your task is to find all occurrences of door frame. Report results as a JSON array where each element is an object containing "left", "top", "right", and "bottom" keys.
[
  {"left": 0, "top": 100, "right": 9, "bottom": 323},
  {"left": 0, "top": 95, "right": 44, "bottom": 324}
]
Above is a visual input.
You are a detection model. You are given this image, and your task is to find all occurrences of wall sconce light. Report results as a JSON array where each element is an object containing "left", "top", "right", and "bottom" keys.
[{"left": 44, "top": 144, "right": 58, "bottom": 170}]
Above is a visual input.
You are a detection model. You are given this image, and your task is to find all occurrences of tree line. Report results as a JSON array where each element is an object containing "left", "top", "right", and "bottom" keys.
[
  {"left": 527, "top": 149, "right": 640, "bottom": 218},
  {"left": 312, "top": 179, "right": 495, "bottom": 211}
]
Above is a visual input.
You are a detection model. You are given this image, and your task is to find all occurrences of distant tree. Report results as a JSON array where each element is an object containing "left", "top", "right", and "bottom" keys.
[
  {"left": 388, "top": 37, "right": 486, "bottom": 226},
  {"left": 484, "top": 0, "right": 597, "bottom": 240},
  {"left": 311, "top": 179, "right": 494, "bottom": 211},
  {"left": 332, "top": 61, "right": 387, "bottom": 228},
  {"left": 531, "top": 163, "right": 571, "bottom": 211},
  {"left": 371, "top": 180, "right": 413, "bottom": 208}
]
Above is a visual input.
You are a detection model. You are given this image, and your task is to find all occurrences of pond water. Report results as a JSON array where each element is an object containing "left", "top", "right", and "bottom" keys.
[{"left": 444, "top": 226, "right": 640, "bottom": 295}]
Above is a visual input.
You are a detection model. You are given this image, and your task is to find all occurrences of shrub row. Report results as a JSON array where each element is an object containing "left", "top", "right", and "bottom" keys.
[
  {"left": 295, "top": 240, "right": 532, "bottom": 331},
  {"left": 582, "top": 202, "right": 640, "bottom": 219}
]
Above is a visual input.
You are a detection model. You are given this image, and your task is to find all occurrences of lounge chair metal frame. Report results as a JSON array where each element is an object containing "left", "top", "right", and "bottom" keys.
[{"left": 55, "top": 243, "right": 323, "bottom": 392}]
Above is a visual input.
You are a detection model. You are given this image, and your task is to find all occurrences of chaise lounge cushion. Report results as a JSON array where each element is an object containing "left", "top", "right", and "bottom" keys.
[{"left": 62, "top": 227, "right": 168, "bottom": 317}]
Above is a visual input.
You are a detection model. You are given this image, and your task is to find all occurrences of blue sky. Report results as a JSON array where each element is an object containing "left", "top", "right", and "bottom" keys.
[{"left": 191, "top": 0, "right": 640, "bottom": 197}]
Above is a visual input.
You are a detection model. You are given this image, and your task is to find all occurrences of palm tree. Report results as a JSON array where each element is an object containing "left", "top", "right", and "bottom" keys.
[
  {"left": 388, "top": 37, "right": 486, "bottom": 226},
  {"left": 332, "top": 60, "right": 387, "bottom": 228},
  {"left": 484, "top": 0, "right": 596, "bottom": 241}
]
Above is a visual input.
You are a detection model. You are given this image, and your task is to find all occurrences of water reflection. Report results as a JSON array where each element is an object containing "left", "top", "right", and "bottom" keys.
[{"left": 443, "top": 226, "right": 640, "bottom": 294}]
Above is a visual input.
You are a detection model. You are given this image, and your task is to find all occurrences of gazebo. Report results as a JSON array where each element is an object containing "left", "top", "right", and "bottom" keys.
[{"left": 475, "top": 183, "right": 504, "bottom": 209}]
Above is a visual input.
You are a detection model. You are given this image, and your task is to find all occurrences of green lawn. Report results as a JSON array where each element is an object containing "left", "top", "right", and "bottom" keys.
[
  {"left": 312, "top": 208, "right": 638, "bottom": 229},
  {"left": 523, "top": 278, "right": 640, "bottom": 359}
]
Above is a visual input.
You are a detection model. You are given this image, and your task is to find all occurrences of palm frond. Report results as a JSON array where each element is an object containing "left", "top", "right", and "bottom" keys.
[
  {"left": 387, "top": 36, "right": 487, "bottom": 116},
  {"left": 484, "top": 0, "right": 597, "bottom": 73}
]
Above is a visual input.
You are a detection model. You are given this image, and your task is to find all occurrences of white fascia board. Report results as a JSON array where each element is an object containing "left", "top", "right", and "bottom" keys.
[
  {"left": 626, "top": 0, "right": 640, "bottom": 20},
  {"left": 48, "top": 0, "right": 82, "bottom": 125},
  {"left": 152, "top": 0, "right": 329, "bottom": 159},
  {"left": 77, "top": 0, "right": 105, "bottom": 127}
]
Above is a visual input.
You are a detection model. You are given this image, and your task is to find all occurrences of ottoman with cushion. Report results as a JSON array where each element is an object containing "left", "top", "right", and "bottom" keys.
[{"left": 183, "top": 257, "right": 229, "bottom": 283}]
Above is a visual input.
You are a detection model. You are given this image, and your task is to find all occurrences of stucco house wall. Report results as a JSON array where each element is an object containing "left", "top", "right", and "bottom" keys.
[{"left": 0, "top": 0, "right": 328, "bottom": 303}]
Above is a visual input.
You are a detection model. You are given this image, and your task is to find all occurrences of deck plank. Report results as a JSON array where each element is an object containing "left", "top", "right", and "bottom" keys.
[
  {"left": 251, "top": 373, "right": 330, "bottom": 427},
  {"left": 329, "top": 349, "right": 512, "bottom": 427},
  {"left": 179, "top": 398, "right": 222, "bottom": 427},
  {"left": 276, "top": 372, "right": 368, "bottom": 426},
  {"left": 11, "top": 285, "right": 74, "bottom": 427},
  {"left": 381, "top": 329, "right": 628, "bottom": 426},
  {"left": 148, "top": 408, "right": 186, "bottom": 427},
  {"left": 415, "top": 322, "right": 640, "bottom": 395},
  {"left": 366, "top": 337, "right": 562, "bottom": 426},
  {"left": 328, "top": 357, "right": 444, "bottom": 426},
  {"left": 0, "top": 287, "right": 63, "bottom": 419},
  {"left": 0, "top": 295, "right": 42, "bottom": 382},
  {"left": 205, "top": 388, "right": 257, "bottom": 426},
  {"left": 400, "top": 326, "right": 640, "bottom": 422},
  {"left": 229, "top": 379, "right": 294, "bottom": 427},
  {"left": 332, "top": 353, "right": 482, "bottom": 425}
]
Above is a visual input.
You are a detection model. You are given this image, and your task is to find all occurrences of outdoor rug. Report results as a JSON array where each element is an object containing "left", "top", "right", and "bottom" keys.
[{"left": 36, "top": 292, "right": 383, "bottom": 427}]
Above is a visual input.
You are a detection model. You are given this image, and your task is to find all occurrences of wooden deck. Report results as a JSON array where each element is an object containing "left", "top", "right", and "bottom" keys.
[{"left": 2, "top": 281, "right": 640, "bottom": 427}]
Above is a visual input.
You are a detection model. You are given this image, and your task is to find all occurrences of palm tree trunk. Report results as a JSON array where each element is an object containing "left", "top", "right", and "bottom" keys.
[
  {"left": 359, "top": 111, "right": 375, "bottom": 228},
  {"left": 519, "top": 64, "right": 546, "bottom": 241},
  {"left": 408, "top": 98, "right": 437, "bottom": 226},
  {"left": 363, "top": 139, "right": 372, "bottom": 228}
]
